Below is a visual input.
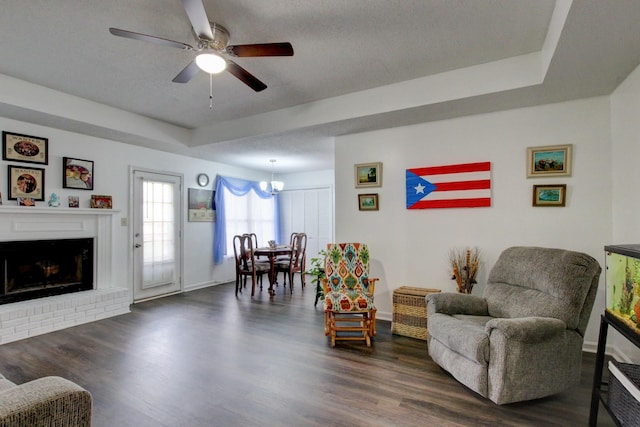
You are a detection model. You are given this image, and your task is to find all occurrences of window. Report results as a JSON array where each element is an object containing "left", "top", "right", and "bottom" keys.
[
  {"left": 223, "top": 186, "right": 276, "bottom": 255},
  {"left": 213, "top": 176, "right": 280, "bottom": 264}
]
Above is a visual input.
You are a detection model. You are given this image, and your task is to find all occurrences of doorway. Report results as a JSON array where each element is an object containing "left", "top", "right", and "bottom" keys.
[{"left": 131, "top": 169, "right": 183, "bottom": 302}]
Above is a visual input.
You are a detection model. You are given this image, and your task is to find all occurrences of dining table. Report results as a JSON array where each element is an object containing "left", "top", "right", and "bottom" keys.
[{"left": 254, "top": 245, "right": 292, "bottom": 295}]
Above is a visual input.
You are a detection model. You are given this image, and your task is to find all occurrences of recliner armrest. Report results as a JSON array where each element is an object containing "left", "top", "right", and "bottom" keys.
[
  {"left": 426, "top": 292, "right": 488, "bottom": 316},
  {"left": 0, "top": 376, "right": 92, "bottom": 427},
  {"left": 485, "top": 317, "right": 566, "bottom": 343}
]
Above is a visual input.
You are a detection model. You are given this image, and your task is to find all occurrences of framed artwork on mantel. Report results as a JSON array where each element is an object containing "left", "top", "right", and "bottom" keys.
[
  {"left": 8, "top": 165, "right": 45, "bottom": 201},
  {"left": 63, "top": 157, "right": 94, "bottom": 190},
  {"left": 2, "top": 131, "right": 48, "bottom": 165}
]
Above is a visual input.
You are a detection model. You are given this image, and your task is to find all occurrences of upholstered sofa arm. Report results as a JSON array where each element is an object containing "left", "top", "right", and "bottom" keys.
[
  {"left": 426, "top": 292, "right": 488, "bottom": 316},
  {"left": 0, "top": 376, "right": 92, "bottom": 427},
  {"left": 485, "top": 317, "right": 566, "bottom": 343}
]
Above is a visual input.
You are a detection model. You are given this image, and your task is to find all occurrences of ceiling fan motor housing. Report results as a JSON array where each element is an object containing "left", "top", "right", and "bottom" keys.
[{"left": 202, "top": 22, "right": 229, "bottom": 52}]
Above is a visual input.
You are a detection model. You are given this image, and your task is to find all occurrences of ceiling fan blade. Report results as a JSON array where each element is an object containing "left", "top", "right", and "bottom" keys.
[
  {"left": 109, "top": 28, "right": 194, "bottom": 50},
  {"left": 172, "top": 61, "right": 200, "bottom": 83},
  {"left": 181, "top": 0, "right": 214, "bottom": 40},
  {"left": 227, "top": 43, "right": 294, "bottom": 57},
  {"left": 226, "top": 61, "right": 267, "bottom": 92}
]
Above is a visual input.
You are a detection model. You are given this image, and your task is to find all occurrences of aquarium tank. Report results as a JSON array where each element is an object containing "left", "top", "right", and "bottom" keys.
[{"left": 605, "top": 244, "right": 640, "bottom": 337}]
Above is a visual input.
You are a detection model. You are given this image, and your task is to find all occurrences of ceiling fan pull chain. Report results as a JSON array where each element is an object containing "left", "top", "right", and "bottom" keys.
[{"left": 209, "top": 73, "right": 213, "bottom": 109}]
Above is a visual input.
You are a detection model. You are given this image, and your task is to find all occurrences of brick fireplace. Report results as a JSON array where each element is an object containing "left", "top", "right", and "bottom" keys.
[{"left": 0, "top": 207, "right": 130, "bottom": 344}]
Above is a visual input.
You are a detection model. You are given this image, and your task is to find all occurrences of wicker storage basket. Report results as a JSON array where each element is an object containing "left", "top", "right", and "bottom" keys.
[
  {"left": 608, "top": 360, "right": 640, "bottom": 426},
  {"left": 391, "top": 286, "right": 441, "bottom": 340}
]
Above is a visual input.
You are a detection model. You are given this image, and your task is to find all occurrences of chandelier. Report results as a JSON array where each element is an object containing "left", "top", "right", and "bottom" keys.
[{"left": 259, "top": 159, "right": 284, "bottom": 195}]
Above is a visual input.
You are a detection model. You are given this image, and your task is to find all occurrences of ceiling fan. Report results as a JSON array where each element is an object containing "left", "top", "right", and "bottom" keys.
[{"left": 109, "top": 0, "right": 293, "bottom": 92}]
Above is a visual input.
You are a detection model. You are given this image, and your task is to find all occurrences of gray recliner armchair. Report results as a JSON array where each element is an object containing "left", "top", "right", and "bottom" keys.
[{"left": 426, "top": 246, "right": 601, "bottom": 405}]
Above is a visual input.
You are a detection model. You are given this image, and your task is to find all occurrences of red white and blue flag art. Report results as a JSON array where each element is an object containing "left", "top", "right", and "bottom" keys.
[{"left": 406, "top": 162, "right": 491, "bottom": 209}]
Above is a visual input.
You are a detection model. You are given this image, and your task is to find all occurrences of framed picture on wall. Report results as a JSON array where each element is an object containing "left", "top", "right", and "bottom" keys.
[
  {"left": 2, "top": 131, "right": 48, "bottom": 165},
  {"left": 355, "top": 162, "right": 382, "bottom": 188},
  {"left": 526, "top": 144, "right": 573, "bottom": 177},
  {"left": 8, "top": 165, "right": 45, "bottom": 201},
  {"left": 358, "top": 193, "right": 379, "bottom": 211},
  {"left": 63, "top": 157, "right": 94, "bottom": 190},
  {"left": 188, "top": 188, "right": 215, "bottom": 222},
  {"left": 532, "top": 184, "right": 566, "bottom": 207}
]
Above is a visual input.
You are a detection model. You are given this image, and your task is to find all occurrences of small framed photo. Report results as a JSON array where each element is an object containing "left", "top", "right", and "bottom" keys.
[
  {"left": 8, "top": 165, "right": 45, "bottom": 201},
  {"left": 63, "top": 157, "right": 94, "bottom": 190},
  {"left": 358, "top": 193, "right": 379, "bottom": 211},
  {"left": 90, "top": 195, "right": 112, "bottom": 209},
  {"left": 533, "top": 184, "right": 566, "bottom": 207},
  {"left": 17, "top": 197, "right": 35, "bottom": 206},
  {"left": 355, "top": 162, "right": 382, "bottom": 188},
  {"left": 527, "top": 144, "right": 572, "bottom": 177},
  {"left": 2, "top": 131, "right": 48, "bottom": 165},
  {"left": 68, "top": 196, "right": 79, "bottom": 208}
]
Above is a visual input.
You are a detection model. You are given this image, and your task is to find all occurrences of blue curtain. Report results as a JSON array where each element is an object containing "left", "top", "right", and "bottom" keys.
[{"left": 213, "top": 175, "right": 280, "bottom": 264}]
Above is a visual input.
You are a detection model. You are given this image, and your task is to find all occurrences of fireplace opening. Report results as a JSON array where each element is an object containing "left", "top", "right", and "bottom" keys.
[{"left": 0, "top": 238, "right": 94, "bottom": 305}]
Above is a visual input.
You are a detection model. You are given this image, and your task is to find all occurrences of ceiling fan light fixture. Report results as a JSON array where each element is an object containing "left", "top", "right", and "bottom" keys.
[{"left": 195, "top": 53, "right": 227, "bottom": 74}]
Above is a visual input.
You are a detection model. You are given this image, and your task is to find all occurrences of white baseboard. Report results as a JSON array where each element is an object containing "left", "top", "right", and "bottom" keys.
[
  {"left": 184, "top": 280, "right": 229, "bottom": 292},
  {"left": 377, "top": 311, "right": 392, "bottom": 322},
  {"left": 580, "top": 340, "right": 632, "bottom": 362}
]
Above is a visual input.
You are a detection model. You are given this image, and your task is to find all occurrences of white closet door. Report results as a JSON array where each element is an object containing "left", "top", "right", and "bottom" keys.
[
  {"left": 315, "top": 188, "right": 333, "bottom": 255},
  {"left": 279, "top": 187, "right": 333, "bottom": 261}
]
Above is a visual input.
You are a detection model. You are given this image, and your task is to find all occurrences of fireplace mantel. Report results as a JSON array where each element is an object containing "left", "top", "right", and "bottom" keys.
[
  {"left": 0, "top": 206, "right": 119, "bottom": 215},
  {"left": 0, "top": 207, "right": 120, "bottom": 288}
]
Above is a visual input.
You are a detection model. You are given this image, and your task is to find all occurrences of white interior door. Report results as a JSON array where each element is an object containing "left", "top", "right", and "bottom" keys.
[
  {"left": 280, "top": 187, "right": 333, "bottom": 260},
  {"left": 132, "top": 169, "right": 183, "bottom": 302}
]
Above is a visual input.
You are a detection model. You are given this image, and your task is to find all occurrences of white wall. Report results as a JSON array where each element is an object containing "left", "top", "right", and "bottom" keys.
[
  {"left": 610, "top": 63, "right": 640, "bottom": 361},
  {"left": 281, "top": 170, "right": 334, "bottom": 190},
  {"left": 334, "top": 96, "right": 612, "bottom": 349},
  {"left": 0, "top": 116, "right": 266, "bottom": 296}
]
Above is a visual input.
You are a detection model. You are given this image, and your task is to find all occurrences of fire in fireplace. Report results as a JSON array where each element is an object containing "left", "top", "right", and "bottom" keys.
[{"left": 0, "top": 238, "right": 94, "bottom": 304}]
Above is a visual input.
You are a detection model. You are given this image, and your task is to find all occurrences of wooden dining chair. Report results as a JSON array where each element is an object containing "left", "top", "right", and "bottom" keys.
[
  {"left": 246, "top": 233, "right": 260, "bottom": 250},
  {"left": 233, "top": 234, "right": 269, "bottom": 297},
  {"left": 272, "top": 232, "right": 298, "bottom": 287},
  {"left": 244, "top": 233, "right": 270, "bottom": 266},
  {"left": 274, "top": 233, "right": 307, "bottom": 293}
]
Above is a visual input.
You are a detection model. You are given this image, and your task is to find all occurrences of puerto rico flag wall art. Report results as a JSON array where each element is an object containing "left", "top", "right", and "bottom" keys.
[{"left": 406, "top": 162, "right": 491, "bottom": 209}]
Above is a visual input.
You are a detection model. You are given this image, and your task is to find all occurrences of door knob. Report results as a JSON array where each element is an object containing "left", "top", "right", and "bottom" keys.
[{"left": 134, "top": 243, "right": 142, "bottom": 248}]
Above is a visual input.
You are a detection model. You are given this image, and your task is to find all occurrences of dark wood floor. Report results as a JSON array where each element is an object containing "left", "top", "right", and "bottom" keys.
[{"left": 0, "top": 281, "right": 617, "bottom": 426}]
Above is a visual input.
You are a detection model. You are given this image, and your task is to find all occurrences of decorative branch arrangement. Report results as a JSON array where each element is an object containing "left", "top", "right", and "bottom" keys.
[{"left": 449, "top": 247, "right": 480, "bottom": 294}]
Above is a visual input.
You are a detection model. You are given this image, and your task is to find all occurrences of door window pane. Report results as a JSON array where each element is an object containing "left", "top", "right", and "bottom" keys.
[{"left": 143, "top": 180, "right": 175, "bottom": 286}]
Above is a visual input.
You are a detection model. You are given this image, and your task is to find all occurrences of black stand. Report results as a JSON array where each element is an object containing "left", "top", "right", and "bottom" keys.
[{"left": 589, "top": 312, "right": 640, "bottom": 426}]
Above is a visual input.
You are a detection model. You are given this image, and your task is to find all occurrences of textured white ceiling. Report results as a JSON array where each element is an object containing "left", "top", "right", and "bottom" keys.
[{"left": 0, "top": 1, "right": 639, "bottom": 173}]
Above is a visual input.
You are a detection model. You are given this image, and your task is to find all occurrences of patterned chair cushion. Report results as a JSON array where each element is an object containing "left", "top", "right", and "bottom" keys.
[
  {"left": 325, "top": 243, "right": 372, "bottom": 294},
  {"left": 323, "top": 290, "right": 375, "bottom": 312}
]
